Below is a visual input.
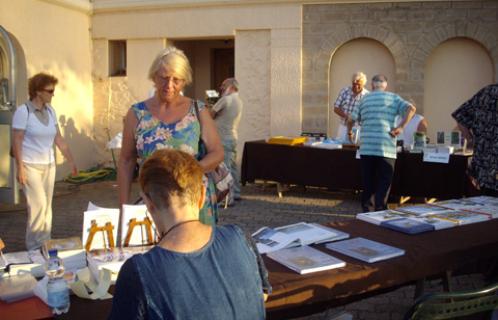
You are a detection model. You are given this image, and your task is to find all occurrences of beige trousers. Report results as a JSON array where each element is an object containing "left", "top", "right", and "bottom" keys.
[{"left": 23, "top": 162, "right": 56, "bottom": 250}]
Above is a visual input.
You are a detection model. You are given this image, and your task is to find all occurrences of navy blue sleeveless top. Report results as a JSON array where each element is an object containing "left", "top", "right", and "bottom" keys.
[{"left": 109, "top": 224, "right": 267, "bottom": 320}]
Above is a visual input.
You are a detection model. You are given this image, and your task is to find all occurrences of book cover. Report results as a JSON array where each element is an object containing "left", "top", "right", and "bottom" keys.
[
  {"left": 326, "top": 237, "right": 405, "bottom": 263},
  {"left": 266, "top": 245, "right": 345, "bottom": 274},
  {"left": 407, "top": 215, "right": 458, "bottom": 230},
  {"left": 465, "top": 196, "right": 498, "bottom": 206},
  {"left": 432, "top": 198, "right": 487, "bottom": 212},
  {"left": 381, "top": 218, "right": 435, "bottom": 234},
  {"left": 431, "top": 210, "right": 490, "bottom": 225},
  {"left": 356, "top": 210, "right": 412, "bottom": 225},
  {"left": 395, "top": 204, "right": 450, "bottom": 217}
]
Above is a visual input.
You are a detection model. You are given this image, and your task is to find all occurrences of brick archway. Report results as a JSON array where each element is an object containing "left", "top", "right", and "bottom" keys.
[{"left": 413, "top": 22, "right": 497, "bottom": 80}]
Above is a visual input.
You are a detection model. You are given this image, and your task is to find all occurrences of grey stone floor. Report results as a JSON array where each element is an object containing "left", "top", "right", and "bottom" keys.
[{"left": 0, "top": 181, "right": 490, "bottom": 319}]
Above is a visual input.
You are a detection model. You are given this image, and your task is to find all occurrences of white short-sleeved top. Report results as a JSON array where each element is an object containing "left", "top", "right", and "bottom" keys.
[{"left": 12, "top": 102, "right": 58, "bottom": 164}]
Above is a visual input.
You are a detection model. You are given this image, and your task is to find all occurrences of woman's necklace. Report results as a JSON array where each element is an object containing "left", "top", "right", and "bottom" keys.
[{"left": 158, "top": 220, "right": 198, "bottom": 243}]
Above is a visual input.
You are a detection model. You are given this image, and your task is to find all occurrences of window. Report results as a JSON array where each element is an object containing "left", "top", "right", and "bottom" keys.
[{"left": 109, "top": 40, "right": 126, "bottom": 77}]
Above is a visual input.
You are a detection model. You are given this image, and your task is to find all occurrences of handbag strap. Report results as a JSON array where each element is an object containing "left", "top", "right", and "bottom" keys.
[{"left": 193, "top": 100, "right": 202, "bottom": 129}]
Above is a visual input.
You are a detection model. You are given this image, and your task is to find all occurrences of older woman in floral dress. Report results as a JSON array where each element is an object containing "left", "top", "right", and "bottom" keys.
[{"left": 118, "top": 47, "right": 223, "bottom": 225}]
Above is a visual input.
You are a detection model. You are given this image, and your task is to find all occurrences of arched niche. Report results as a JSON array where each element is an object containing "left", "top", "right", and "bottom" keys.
[
  {"left": 424, "top": 37, "right": 494, "bottom": 142},
  {"left": 328, "top": 38, "right": 396, "bottom": 137}
]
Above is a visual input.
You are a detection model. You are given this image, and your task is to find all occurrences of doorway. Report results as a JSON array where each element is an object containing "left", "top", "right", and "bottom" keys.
[
  {"left": 173, "top": 39, "right": 234, "bottom": 100},
  {"left": 212, "top": 48, "right": 234, "bottom": 90}
]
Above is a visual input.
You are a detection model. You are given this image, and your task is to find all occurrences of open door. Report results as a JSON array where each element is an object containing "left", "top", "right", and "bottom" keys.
[{"left": 0, "top": 25, "right": 27, "bottom": 204}]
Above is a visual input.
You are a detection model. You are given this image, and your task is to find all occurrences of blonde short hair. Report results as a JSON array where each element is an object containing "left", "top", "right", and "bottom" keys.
[
  {"left": 148, "top": 47, "right": 193, "bottom": 85},
  {"left": 352, "top": 71, "right": 367, "bottom": 85}
]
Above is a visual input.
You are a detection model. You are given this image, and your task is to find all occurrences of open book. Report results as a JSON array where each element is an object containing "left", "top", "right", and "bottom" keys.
[
  {"left": 275, "top": 222, "right": 349, "bottom": 247},
  {"left": 266, "top": 245, "right": 345, "bottom": 274},
  {"left": 252, "top": 227, "right": 298, "bottom": 254},
  {"left": 326, "top": 237, "right": 405, "bottom": 263}
]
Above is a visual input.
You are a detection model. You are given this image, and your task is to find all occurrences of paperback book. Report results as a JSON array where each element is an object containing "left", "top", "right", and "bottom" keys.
[
  {"left": 432, "top": 199, "right": 486, "bottom": 211},
  {"left": 395, "top": 204, "right": 450, "bottom": 217},
  {"left": 431, "top": 210, "right": 490, "bottom": 225},
  {"left": 356, "top": 210, "right": 412, "bottom": 225},
  {"left": 326, "top": 237, "right": 405, "bottom": 263},
  {"left": 381, "top": 218, "right": 435, "bottom": 234},
  {"left": 266, "top": 245, "right": 345, "bottom": 274},
  {"left": 406, "top": 215, "right": 458, "bottom": 230}
]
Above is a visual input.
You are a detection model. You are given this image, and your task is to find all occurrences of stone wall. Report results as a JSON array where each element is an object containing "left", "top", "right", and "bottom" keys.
[{"left": 302, "top": 0, "right": 498, "bottom": 133}]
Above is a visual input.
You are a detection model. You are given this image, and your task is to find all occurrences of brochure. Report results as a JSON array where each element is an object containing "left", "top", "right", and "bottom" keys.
[
  {"left": 326, "top": 237, "right": 405, "bottom": 263},
  {"left": 266, "top": 245, "right": 345, "bottom": 274}
]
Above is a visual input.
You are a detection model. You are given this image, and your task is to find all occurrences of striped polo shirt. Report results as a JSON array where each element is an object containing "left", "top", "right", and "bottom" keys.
[{"left": 351, "top": 91, "right": 410, "bottom": 159}]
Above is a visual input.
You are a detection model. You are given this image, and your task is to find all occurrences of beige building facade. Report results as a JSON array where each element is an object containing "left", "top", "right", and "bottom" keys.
[{"left": 1, "top": 0, "right": 497, "bottom": 203}]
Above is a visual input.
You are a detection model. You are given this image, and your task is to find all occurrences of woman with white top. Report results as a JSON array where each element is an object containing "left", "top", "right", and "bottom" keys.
[{"left": 12, "top": 73, "right": 77, "bottom": 251}]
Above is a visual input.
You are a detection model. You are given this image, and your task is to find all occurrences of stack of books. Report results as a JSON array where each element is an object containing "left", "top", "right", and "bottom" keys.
[
  {"left": 43, "top": 237, "right": 87, "bottom": 272},
  {"left": 356, "top": 196, "right": 498, "bottom": 235}
]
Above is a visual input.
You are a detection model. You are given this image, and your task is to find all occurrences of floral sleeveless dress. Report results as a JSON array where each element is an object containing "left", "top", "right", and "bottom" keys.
[{"left": 132, "top": 100, "right": 218, "bottom": 225}]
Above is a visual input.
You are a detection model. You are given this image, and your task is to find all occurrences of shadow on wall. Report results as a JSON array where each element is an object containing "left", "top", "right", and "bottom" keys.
[{"left": 57, "top": 115, "right": 96, "bottom": 180}]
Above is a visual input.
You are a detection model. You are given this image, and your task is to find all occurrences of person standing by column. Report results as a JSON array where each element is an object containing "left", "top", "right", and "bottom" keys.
[
  {"left": 12, "top": 73, "right": 77, "bottom": 251},
  {"left": 452, "top": 83, "right": 498, "bottom": 197},
  {"left": 333, "top": 71, "right": 369, "bottom": 141},
  {"left": 210, "top": 78, "right": 243, "bottom": 206},
  {"left": 348, "top": 74, "right": 415, "bottom": 212}
]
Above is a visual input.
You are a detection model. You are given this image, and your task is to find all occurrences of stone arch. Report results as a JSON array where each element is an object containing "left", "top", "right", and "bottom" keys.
[
  {"left": 414, "top": 22, "right": 497, "bottom": 81},
  {"left": 302, "top": 24, "right": 408, "bottom": 132}
]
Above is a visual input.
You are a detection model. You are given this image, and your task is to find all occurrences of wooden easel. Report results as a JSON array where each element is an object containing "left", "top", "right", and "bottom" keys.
[
  {"left": 85, "top": 220, "right": 115, "bottom": 251},
  {"left": 123, "top": 217, "right": 154, "bottom": 246}
]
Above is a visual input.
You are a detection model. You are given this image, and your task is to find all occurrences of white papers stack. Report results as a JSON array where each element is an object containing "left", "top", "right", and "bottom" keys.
[
  {"left": 356, "top": 209, "right": 412, "bottom": 225},
  {"left": 87, "top": 246, "right": 152, "bottom": 283},
  {"left": 266, "top": 245, "right": 345, "bottom": 274},
  {"left": 309, "top": 140, "right": 343, "bottom": 150},
  {"left": 0, "top": 273, "right": 37, "bottom": 302},
  {"left": 326, "top": 237, "right": 405, "bottom": 263},
  {"left": 43, "top": 237, "right": 86, "bottom": 272}
]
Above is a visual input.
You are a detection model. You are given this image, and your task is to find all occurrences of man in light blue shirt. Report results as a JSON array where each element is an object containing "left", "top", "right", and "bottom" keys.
[{"left": 348, "top": 74, "right": 415, "bottom": 212}]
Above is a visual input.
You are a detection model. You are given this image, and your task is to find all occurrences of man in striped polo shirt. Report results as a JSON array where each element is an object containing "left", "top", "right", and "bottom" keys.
[{"left": 347, "top": 74, "right": 416, "bottom": 212}]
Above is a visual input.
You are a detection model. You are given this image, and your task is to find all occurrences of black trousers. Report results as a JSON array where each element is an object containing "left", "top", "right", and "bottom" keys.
[{"left": 360, "top": 155, "right": 396, "bottom": 212}]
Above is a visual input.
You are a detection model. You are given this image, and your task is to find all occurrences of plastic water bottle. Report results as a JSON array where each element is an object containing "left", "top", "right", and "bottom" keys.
[{"left": 46, "top": 249, "right": 70, "bottom": 314}]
